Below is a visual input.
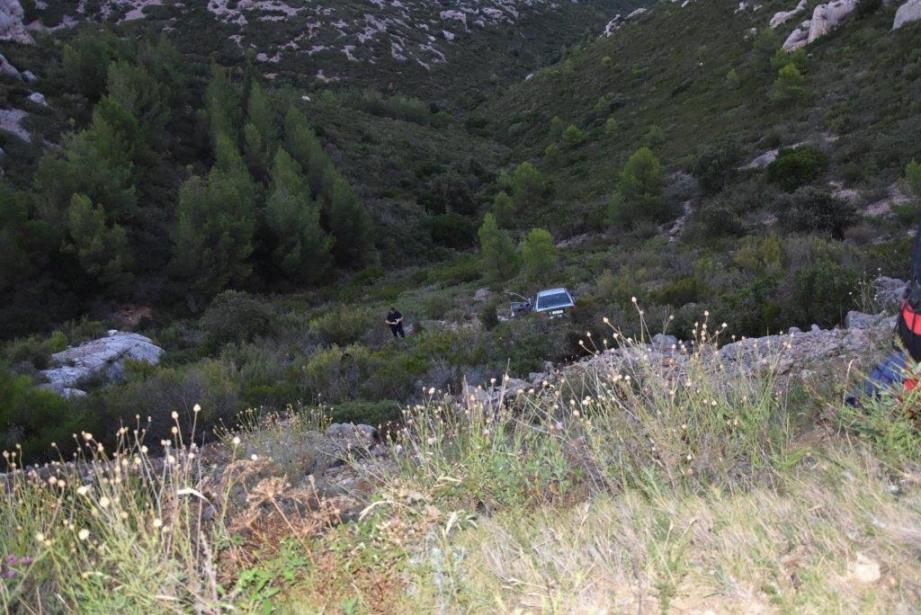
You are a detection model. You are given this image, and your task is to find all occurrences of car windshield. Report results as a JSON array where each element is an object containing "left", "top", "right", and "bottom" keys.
[{"left": 537, "top": 292, "right": 572, "bottom": 310}]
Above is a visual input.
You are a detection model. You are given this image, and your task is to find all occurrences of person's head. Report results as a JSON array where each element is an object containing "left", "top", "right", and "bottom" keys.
[{"left": 389, "top": 307, "right": 396, "bottom": 313}]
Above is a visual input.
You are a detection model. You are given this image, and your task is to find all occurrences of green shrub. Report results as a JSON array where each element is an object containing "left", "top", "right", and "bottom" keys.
[
  {"left": 200, "top": 290, "right": 276, "bottom": 349},
  {"left": 310, "top": 305, "right": 372, "bottom": 346},
  {"left": 644, "top": 125, "right": 666, "bottom": 147},
  {"left": 0, "top": 363, "right": 90, "bottom": 462},
  {"left": 604, "top": 117, "right": 618, "bottom": 136},
  {"left": 479, "top": 299, "right": 501, "bottom": 331},
  {"left": 329, "top": 399, "right": 402, "bottom": 428},
  {"left": 609, "top": 147, "right": 668, "bottom": 228},
  {"left": 903, "top": 160, "right": 921, "bottom": 198},
  {"left": 653, "top": 276, "right": 707, "bottom": 307},
  {"left": 767, "top": 147, "right": 828, "bottom": 192},
  {"left": 694, "top": 144, "right": 740, "bottom": 195},
  {"left": 430, "top": 213, "right": 476, "bottom": 249},
  {"left": 770, "top": 63, "right": 806, "bottom": 103},
  {"left": 3, "top": 331, "right": 68, "bottom": 371},
  {"left": 429, "top": 254, "right": 482, "bottom": 286},
  {"left": 693, "top": 203, "right": 745, "bottom": 238},
  {"left": 562, "top": 124, "right": 586, "bottom": 147},
  {"left": 776, "top": 187, "right": 858, "bottom": 239},
  {"left": 521, "top": 228, "right": 559, "bottom": 283},
  {"left": 791, "top": 261, "right": 858, "bottom": 328},
  {"left": 423, "top": 293, "right": 453, "bottom": 320}
]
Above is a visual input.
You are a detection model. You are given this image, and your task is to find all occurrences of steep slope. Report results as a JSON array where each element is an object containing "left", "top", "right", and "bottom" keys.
[
  {"left": 476, "top": 0, "right": 921, "bottom": 230},
  {"left": 7, "top": 0, "right": 644, "bottom": 103}
]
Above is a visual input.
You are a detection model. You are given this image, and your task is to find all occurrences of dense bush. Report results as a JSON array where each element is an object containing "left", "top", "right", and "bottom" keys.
[
  {"left": 767, "top": 147, "right": 828, "bottom": 192},
  {"left": 429, "top": 213, "right": 476, "bottom": 249},
  {"left": 310, "top": 305, "right": 372, "bottom": 347},
  {"left": 199, "top": 290, "right": 276, "bottom": 349},
  {"left": 791, "top": 261, "right": 858, "bottom": 328},
  {"left": 0, "top": 363, "right": 91, "bottom": 461},
  {"left": 329, "top": 399, "right": 402, "bottom": 428},
  {"left": 776, "top": 187, "right": 858, "bottom": 239},
  {"left": 694, "top": 144, "right": 740, "bottom": 195}
]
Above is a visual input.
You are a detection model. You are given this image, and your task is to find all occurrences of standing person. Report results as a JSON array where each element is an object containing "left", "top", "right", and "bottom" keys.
[{"left": 385, "top": 307, "right": 406, "bottom": 339}]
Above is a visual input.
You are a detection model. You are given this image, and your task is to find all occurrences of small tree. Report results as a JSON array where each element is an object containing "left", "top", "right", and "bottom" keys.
[
  {"left": 478, "top": 213, "right": 519, "bottom": 283},
  {"left": 904, "top": 160, "right": 921, "bottom": 198},
  {"left": 778, "top": 187, "right": 858, "bottom": 240},
  {"left": 326, "top": 173, "right": 374, "bottom": 268},
  {"left": 521, "top": 228, "right": 558, "bottom": 282},
  {"left": 604, "top": 117, "right": 618, "bottom": 137},
  {"left": 265, "top": 149, "right": 333, "bottom": 283},
  {"left": 644, "top": 124, "right": 666, "bottom": 147},
  {"left": 509, "top": 161, "right": 547, "bottom": 211},
  {"left": 771, "top": 63, "right": 805, "bottom": 102},
  {"left": 767, "top": 146, "right": 828, "bottom": 192},
  {"left": 562, "top": 124, "right": 586, "bottom": 147},
  {"left": 725, "top": 68, "right": 740, "bottom": 89},
  {"left": 64, "top": 194, "right": 133, "bottom": 290},
  {"left": 609, "top": 147, "right": 666, "bottom": 228},
  {"left": 492, "top": 191, "right": 515, "bottom": 227}
]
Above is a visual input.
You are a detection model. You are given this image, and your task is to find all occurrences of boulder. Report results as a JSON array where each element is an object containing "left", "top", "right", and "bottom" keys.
[
  {"left": 21, "top": 70, "right": 36, "bottom": 83},
  {"left": 807, "top": 0, "right": 859, "bottom": 44},
  {"left": 846, "top": 311, "right": 893, "bottom": 330},
  {"left": 41, "top": 331, "right": 164, "bottom": 395},
  {"left": 474, "top": 288, "right": 492, "bottom": 302},
  {"left": 782, "top": 20, "right": 811, "bottom": 50},
  {"left": 740, "top": 148, "right": 779, "bottom": 170},
  {"left": 893, "top": 0, "right": 921, "bottom": 29},
  {"left": 874, "top": 277, "right": 907, "bottom": 310},
  {"left": 0, "top": 0, "right": 33, "bottom": 44},
  {"left": 651, "top": 333, "right": 678, "bottom": 351},
  {"left": 0, "top": 51, "right": 20, "bottom": 79},
  {"left": 770, "top": 0, "right": 807, "bottom": 28},
  {"left": 27, "top": 91, "right": 46, "bottom": 106}
]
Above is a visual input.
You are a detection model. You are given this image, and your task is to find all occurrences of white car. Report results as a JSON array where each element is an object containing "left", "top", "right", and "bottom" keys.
[{"left": 533, "top": 288, "right": 576, "bottom": 319}]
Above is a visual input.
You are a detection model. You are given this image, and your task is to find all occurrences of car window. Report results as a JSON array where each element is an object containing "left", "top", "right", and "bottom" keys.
[{"left": 537, "top": 292, "right": 572, "bottom": 310}]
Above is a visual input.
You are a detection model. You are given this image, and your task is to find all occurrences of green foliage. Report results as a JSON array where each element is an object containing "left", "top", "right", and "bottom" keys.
[
  {"left": 693, "top": 144, "right": 739, "bottom": 195},
  {"left": 562, "top": 124, "right": 586, "bottom": 147},
  {"left": 644, "top": 124, "right": 666, "bottom": 148},
  {"left": 479, "top": 299, "right": 501, "bottom": 331},
  {"left": 310, "top": 305, "right": 372, "bottom": 347},
  {"left": 521, "top": 228, "right": 558, "bottom": 282},
  {"left": 771, "top": 48, "right": 806, "bottom": 73},
  {"left": 507, "top": 161, "right": 548, "bottom": 214},
  {"left": 609, "top": 147, "right": 667, "bottom": 228},
  {"left": 205, "top": 64, "right": 243, "bottom": 145},
  {"left": 653, "top": 276, "right": 706, "bottom": 307},
  {"left": 60, "top": 26, "right": 123, "bottom": 104},
  {"left": 492, "top": 191, "right": 515, "bottom": 227},
  {"left": 63, "top": 194, "right": 133, "bottom": 290},
  {"left": 604, "top": 117, "right": 618, "bottom": 136},
  {"left": 548, "top": 116, "right": 565, "bottom": 141},
  {"left": 200, "top": 290, "right": 276, "bottom": 349},
  {"left": 429, "top": 213, "right": 476, "bottom": 249},
  {"left": 170, "top": 135, "right": 257, "bottom": 307},
  {"left": 329, "top": 400, "right": 402, "bottom": 428},
  {"left": 105, "top": 60, "right": 171, "bottom": 151},
  {"left": 265, "top": 149, "right": 333, "bottom": 283},
  {"left": 751, "top": 27, "right": 779, "bottom": 72},
  {"left": 544, "top": 143, "right": 561, "bottom": 165},
  {"left": 0, "top": 362, "right": 87, "bottom": 461},
  {"left": 767, "top": 147, "right": 828, "bottom": 192},
  {"left": 326, "top": 173, "right": 374, "bottom": 268},
  {"left": 478, "top": 213, "right": 520, "bottom": 284},
  {"left": 725, "top": 68, "right": 740, "bottom": 89},
  {"left": 903, "top": 160, "right": 921, "bottom": 198},
  {"left": 243, "top": 80, "right": 278, "bottom": 177},
  {"left": 792, "top": 261, "right": 858, "bottom": 327},
  {"left": 771, "top": 63, "right": 806, "bottom": 103},
  {"left": 776, "top": 187, "right": 858, "bottom": 239}
]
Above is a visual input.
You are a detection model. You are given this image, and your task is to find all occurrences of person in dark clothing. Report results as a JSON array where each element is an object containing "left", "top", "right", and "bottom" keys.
[{"left": 385, "top": 307, "right": 405, "bottom": 338}]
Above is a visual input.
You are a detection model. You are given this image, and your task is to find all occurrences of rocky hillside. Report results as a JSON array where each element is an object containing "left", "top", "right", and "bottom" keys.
[{"left": 2, "top": 0, "right": 641, "bottom": 99}]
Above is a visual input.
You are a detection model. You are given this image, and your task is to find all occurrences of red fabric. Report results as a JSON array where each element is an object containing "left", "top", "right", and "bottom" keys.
[
  {"left": 905, "top": 378, "right": 918, "bottom": 393},
  {"left": 901, "top": 303, "right": 921, "bottom": 335}
]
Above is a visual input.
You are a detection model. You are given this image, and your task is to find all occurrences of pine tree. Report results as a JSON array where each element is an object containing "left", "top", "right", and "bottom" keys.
[
  {"left": 171, "top": 135, "right": 257, "bottom": 306},
  {"left": 904, "top": 160, "right": 921, "bottom": 198},
  {"left": 283, "top": 106, "right": 331, "bottom": 199},
  {"left": 492, "top": 191, "right": 515, "bottom": 227},
  {"left": 205, "top": 64, "right": 243, "bottom": 146},
  {"left": 106, "top": 60, "right": 170, "bottom": 151},
  {"left": 609, "top": 146, "right": 666, "bottom": 228},
  {"left": 326, "top": 173, "right": 374, "bottom": 268},
  {"left": 771, "top": 63, "right": 805, "bottom": 102},
  {"left": 64, "top": 194, "right": 133, "bottom": 290},
  {"left": 478, "top": 213, "right": 519, "bottom": 283},
  {"left": 265, "top": 149, "right": 333, "bottom": 283},
  {"left": 510, "top": 161, "right": 547, "bottom": 212},
  {"left": 243, "top": 80, "right": 278, "bottom": 178},
  {"left": 521, "top": 227, "right": 558, "bottom": 282}
]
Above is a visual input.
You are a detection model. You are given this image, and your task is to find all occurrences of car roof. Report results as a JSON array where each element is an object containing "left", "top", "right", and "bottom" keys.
[{"left": 536, "top": 288, "right": 570, "bottom": 297}]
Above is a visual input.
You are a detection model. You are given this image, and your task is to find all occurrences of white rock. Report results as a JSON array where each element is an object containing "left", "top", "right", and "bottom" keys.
[
  {"left": 41, "top": 331, "right": 164, "bottom": 394},
  {"left": 740, "top": 148, "right": 779, "bottom": 170},
  {"left": 474, "top": 288, "right": 492, "bottom": 302},
  {"left": 27, "top": 91, "right": 46, "bottom": 106},
  {"left": 626, "top": 8, "right": 647, "bottom": 19},
  {"left": 893, "top": 0, "right": 921, "bottom": 29},
  {"left": 770, "top": 0, "right": 807, "bottom": 28},
  {"left": 848, "top": 553, "right": 881, "bottom": 584},
  {"left": 22, "top": 69, "right": 37, "bottom": 82},
  {"left": 807, "top": 0, "right": 859, "bottom": 44},
  {"left": 782, "top": 20, "right": 811, "bottom": 50},
  {"left": 0, "top": 0, "right": 33, "bottom": 44},
  {"left": 0, "top": 51, "right": 20, "bottom": 79},
  {"left": 0, "top": 107, "right": 30, "bottom": 142}
]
